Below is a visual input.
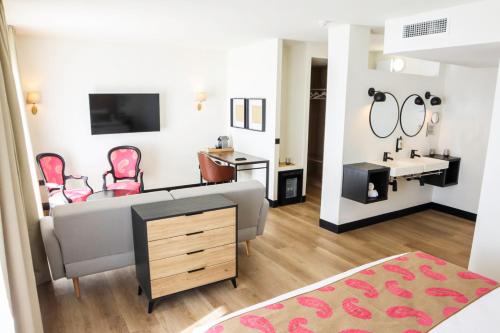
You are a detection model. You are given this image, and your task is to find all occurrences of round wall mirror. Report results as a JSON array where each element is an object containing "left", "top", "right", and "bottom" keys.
[
  {"left": 400, "top": 94, "right": 426, "bottom": 137},
  {"left": 369, "top": 92, "right": 399, "bottom": 138}
]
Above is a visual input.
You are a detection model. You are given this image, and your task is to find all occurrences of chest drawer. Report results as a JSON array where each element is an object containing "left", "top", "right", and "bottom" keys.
[
  {"left": 150, "top": 243, "right": 235, "bottom": 280},
  {"left": 148, "top": 225, "right": 235, "bottom": 261},
  {"left": 147, "top": 207, "right": 235, "bottom": 241},
  {"left": 151, "top": 260, "right": 236, "bottom": 299}
]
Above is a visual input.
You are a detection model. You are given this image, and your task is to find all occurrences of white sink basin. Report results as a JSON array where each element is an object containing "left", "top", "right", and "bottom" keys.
[
  {"left": 373, "top": 157, "right": 449, "bottom": 177},
  {"left": 412, "top": 157, "right": 449, "bottom": 172},
  {"left": 373, "top": 159, "right": 424, "bottom": 177}
]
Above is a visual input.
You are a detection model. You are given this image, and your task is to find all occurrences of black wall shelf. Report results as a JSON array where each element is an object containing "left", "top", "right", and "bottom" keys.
[
  {"left": 342, "top": 163, "right": 390, "bottom": 204},
  {"left": 422, "top": 155, "right": 461, "bottom": 187}
]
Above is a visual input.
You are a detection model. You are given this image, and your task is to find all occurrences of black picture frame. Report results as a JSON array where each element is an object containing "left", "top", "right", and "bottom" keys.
[
  {"left": 246, "top": 98, "right": 266, "bottom": 132},
  {"left": 230, "top": 98, "right": 246, "bottom": 129}
]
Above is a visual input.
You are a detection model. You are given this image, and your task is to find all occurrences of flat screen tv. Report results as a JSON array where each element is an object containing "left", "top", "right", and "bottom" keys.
[{"left": 89, "top": 93, "right": 160, "bottom": 135}]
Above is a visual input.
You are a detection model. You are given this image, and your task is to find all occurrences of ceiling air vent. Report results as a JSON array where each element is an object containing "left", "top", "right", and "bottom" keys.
[{"left": 402, "top": 18, "right": 448, "bottom": 38}]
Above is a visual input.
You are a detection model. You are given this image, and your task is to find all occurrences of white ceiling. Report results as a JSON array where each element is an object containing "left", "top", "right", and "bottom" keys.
[{"left": 5, "top": 0, "right": 482, "bottom": 48}]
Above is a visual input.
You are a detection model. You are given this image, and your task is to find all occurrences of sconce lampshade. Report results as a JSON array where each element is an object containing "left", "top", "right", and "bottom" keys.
[
  {"left": 195, "top": 91, "right": 207, "bottom": 102},
  {"left": 27, "top": 91, "right": 40, "bottom": 104}
]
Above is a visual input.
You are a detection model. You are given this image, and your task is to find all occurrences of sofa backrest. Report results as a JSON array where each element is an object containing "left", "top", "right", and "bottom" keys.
[
  {"left": 53, "top": 191, "right": 173, "bottom": 264},
  {"left": 169, "top": 180, "right": 265, "bottom": 230}
]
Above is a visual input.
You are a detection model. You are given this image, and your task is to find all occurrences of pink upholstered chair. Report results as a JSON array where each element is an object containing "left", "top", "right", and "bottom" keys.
[
  {"left": 102, "top": 145, "right": 144, "bottom": 194},
  {"left": 36, "top": 153, "right": 94, "bottom": 207}
]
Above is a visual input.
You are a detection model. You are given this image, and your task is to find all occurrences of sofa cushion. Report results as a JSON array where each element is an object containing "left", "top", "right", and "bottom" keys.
[
  {"left": 53, "top": 191, "right": 173, "bottom": 265},
  {"left": 170, "top": 180, "right": 265, "bottom": 230}
]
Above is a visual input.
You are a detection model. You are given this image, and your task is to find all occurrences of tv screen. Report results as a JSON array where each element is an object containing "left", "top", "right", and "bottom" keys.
[{"left": 89, "top": 93, "right": 160, "bottom": 135}]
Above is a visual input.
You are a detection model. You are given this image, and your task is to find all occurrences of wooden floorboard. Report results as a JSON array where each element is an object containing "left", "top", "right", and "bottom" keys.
[{"left": 37, "top": 188, "right": 475, "bottom": 332}]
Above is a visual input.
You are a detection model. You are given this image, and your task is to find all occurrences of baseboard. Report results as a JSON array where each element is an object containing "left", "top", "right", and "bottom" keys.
[
  {"left": 429, "top": 202, "right": 477, "bottom": 222},
  {"left": 268, "top": 195, "right": 306, "bottom": 208},
  {"left": 268, "top": 199, "right": 278, "bottom": 208},
  {"left": 319, "top": 202, "right": 475, "bottom": 234}
]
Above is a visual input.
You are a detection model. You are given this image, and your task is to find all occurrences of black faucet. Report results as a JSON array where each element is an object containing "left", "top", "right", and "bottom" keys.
[
  {"left": 411, "top": 149, "right": 421, "bottom": 159},
  {"left": 383, "top": 152, "right": 393, "bottom": 162}
]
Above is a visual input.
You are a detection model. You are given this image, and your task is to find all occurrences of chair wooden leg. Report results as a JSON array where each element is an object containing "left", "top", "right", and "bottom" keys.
[
  {"left": 244, "top": 240, "right": 251, "bottom": 256},
  {"left": 72, "top": 277, "right": 81, "bottom": 298}
]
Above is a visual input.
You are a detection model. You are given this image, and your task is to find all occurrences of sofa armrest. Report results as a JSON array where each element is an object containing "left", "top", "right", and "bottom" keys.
[
  {"left": 40, "top": 216, "right": 65, "bottom": 280},
  {"left": 256, "top": 198, "right": 269, "bottom": 236}
]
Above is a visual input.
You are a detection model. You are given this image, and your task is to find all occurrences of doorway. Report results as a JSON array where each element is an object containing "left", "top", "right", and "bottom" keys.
[{"left": 306, "top": 58, "right": 327, "bottom": 204}]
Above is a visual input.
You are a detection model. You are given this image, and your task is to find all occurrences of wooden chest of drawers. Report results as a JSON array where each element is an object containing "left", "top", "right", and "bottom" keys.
[{"left": 132, "top": 194, "right": 237, "bottom": 313}]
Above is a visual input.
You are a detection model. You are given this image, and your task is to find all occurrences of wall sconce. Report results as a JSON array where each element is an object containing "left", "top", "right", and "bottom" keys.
[
  {"left": 368, "top": 87, "right": 386, "bottom": 102},
  {"left": 414, "top": 96, "right": 424, "bottom": 106},
  {"left": 425, "top": 91, "right": 442, "bottom": 106},
  {"left": 390, "top": 57, "right": 406, "bottom": 73},
  {"left": 26, "top": 91, "right": 41, "bottom": 115},
  {"left": 195, "top": 91, "right": 207, "bottom": 111}
]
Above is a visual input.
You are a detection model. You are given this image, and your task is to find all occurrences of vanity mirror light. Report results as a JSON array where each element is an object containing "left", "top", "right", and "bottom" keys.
[
  {"left": 368, "top": 88, "right": 399, "bottom": 138},
  {"left": 400, "top": 94, "right": 426, "bottom": 137}
]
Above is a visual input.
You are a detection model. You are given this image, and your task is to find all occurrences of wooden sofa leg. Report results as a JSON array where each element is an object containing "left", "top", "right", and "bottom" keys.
[
  {"left": 245, "top": 240, "right": 251, "bottom": 256},
  {"left": 72, "top": 277, "right": 81, "bottom": 298}
]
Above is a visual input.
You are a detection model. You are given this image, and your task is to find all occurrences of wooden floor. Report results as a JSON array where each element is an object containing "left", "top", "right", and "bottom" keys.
[{"left": 37, "top": 188, "right": 475, "bottom": 333}]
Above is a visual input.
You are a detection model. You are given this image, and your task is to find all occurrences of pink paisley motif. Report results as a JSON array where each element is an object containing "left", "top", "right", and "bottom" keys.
[
  {"left": 386, "top": 306, "right": 433, "bottom": 326},
  {"left": 345, "top": 279, "right": 378, "bottom": 298},
  {"left": 339, "top": 330, "right": 372, "bottom": 333},
  {"left": 110, "top": 148, "right": 140, "bottom": 178},
  {"left": 383, "top": 264, "right": 415, "bottom": 281},
  {"left": 297, "top": 296, "right": 333, "bottom": 319},
  {"left": 205, "top": 325, "right": 224, "bottom": 333},
  {"left": 404, "top": 330, "right": 422, "bottom": 333},
  {"left": 395, "top": 256, "right": 409, "bottom": 262},
  {"left": 288, "top": 318, "right": 314, "bottom": 333},
  {"left": 318, "top": 285, "right": 336, "bottom": 292},
  {"left": 265, "top": 303, "right": 285, "bottom": 310},
  {"left": 457, "top": 271, "right": 498, "bottom": 286},
  {"left": 240, "top": 315, "right": 276, "bottom": 333},
  {"left": 415, "top": 252, "right": 446, "bottom": 265},
  {"left": 385, "top": 280, "right": 413, "bottom": 299},
  {"left": 425, "top": 288, "right": 469, "bottom": 303},
  {"left": 117, "top": 159, "right": 130, "bottom": 174},
  {"left": 39, "top": 156, "right": 64, "bottom": 184},
  {"left": 476, "top": 287, "right": 491, "bottom": 297},
  {"left": 342, "top": 297, "right": 372, "bottom": 320},
  {"left": 360, "top": 269, "right": 375, "bottom": 276},
  {"left": 419, "top": 265, "right": 447, "bottom": 281},
  {"left": 443, "top": 307, "right": 459, "bottom": 318}
]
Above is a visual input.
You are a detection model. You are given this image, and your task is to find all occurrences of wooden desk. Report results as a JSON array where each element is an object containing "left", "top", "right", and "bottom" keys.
[{"left": 206, "top": 151, "right": 270, "bottom": 199}]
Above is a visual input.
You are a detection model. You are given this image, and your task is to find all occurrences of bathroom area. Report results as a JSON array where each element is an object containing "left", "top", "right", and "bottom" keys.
[{"left": 319, "top": 24, "right": 498, "bottom": 230}]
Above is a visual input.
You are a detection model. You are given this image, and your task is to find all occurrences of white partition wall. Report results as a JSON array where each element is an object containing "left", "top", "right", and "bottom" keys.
[{"left": 469, "top": 61, "right": 500, "bottom": 280}]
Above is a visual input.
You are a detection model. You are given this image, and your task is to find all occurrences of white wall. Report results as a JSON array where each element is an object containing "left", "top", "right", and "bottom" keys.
[
  {"left": 385, "top": 1, "right": 500, "bottom": 54},
  {"left": 280, "top": 40, "right": 327, "bottom": 194},
  {"left": 469, "top": 61, "right": 500, "bottom": 280},
  {"left": 322, "top": 25, "right": 444, "bottom": 225},
  {"left": 432, "top": 65, "right": 498, "bottom": 213},
  {"left": 16, "top": 35, "right": 228, "bottom": 190},
  {"left": 226, "top": 39, "right": 282, "bottom": 200}
]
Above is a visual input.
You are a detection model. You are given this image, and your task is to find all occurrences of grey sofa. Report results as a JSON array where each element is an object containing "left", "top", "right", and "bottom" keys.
[{"left": 40, "top": 180, "right": 268, "bottom": 297}]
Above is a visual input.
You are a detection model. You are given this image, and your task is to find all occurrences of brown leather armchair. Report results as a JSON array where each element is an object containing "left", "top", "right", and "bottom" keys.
[{"left": 198, "top": 152, "right": 235, "bottom": 184}]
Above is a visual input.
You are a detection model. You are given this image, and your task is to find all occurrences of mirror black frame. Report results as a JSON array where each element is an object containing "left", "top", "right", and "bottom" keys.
[
  {"left": 369, "top": 92, "right": 399, "bottom": 139},
  {"left": 400, "top": 94, "right": 427, "bottom": 137}
]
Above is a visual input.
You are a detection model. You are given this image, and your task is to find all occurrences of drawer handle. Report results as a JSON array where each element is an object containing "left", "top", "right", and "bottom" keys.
[
  {"left": 186, "top": 231, "right": 204, "bottom": 236},
  {"left": 188, "top": 267, "right": 206, "bottom": 274},
  {"left": 186, "top": 211, "right": 203, "bottom": 216},
  {"left": 187, "top": 250, "right": 204, "bottom": 255}
]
